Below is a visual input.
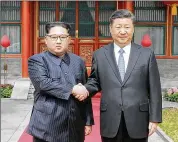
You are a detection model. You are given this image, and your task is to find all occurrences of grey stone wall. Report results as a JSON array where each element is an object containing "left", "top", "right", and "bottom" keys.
[
  {"left": 0, "top": 58, "right": 178, "bottom": 88},
  {"left": 157, "top": 59, "right": 178, "bottom": 88},
  {"left": 1, "top": 58, "right": 21, "bottom": 84},
  {"left": 157, "top": 59, "right": 178, "bottom": 79}
]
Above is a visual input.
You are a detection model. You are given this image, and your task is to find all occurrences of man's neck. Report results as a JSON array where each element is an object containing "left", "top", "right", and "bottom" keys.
[
  {"left": 114, "top": 42, "right": 131, "bottom": 48},
  {"left": 49, "top": 50, "right": 66, "bottom": 58}
]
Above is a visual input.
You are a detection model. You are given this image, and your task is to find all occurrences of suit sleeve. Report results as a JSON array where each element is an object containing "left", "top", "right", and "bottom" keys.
[
  {"left": 84, "top": 99, "right": 94, "bottom": 125},
  {"left": 81, "top": 63, "right": 94, "bottom": 125},
  {"left": 85, "top": 52, "right": 101, "bottom": 97},
  {"left": 28, "top": 56, "right": 71, "bottom": 100},
  {"left": 148, "top": 51, "right": 162, "bottom": 123}
]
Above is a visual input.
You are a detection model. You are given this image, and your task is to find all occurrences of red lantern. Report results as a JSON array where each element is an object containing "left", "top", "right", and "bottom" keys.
[
  {"left": 1, "top": 35, "right": 10, "bottom": 48},
  {"left": 141, "top": 34, "right": 152, "bottom": 47}
]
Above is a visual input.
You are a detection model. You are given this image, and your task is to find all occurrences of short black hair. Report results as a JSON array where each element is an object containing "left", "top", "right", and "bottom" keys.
[
  {"left": 45, "top": 21, "right": 72, "bottom": 35},
  {"left": 109, "top": 9, "right": 135, "bottom": 25}
]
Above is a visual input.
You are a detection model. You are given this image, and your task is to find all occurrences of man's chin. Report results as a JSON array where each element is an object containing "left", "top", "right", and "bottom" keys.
[
  {"left": 118, "top": 40, "right": 128, "bottom": 43},
  {"left": 55, "top": 51, "right": 66, "bottom": 56}
]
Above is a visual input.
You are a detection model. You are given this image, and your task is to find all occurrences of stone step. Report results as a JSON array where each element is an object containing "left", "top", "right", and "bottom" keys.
[{"left": 28, "top": 83, "right": 34, "bottom": 99}]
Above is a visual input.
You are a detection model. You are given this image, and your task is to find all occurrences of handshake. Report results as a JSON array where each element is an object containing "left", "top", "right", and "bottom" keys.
[{"left": 72, "top": 83, "right": 89, "bottom": 101}]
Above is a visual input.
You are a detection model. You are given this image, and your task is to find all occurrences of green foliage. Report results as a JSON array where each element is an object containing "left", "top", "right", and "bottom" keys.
[
  {"left": 164, "top": 93, "right": 178, "bottom": 102},
  {"left": 0, "top": 84, "right": 13, "bottom": 98},
  {"left": 163, "top": 87, "right": 178, "bottom": 102}
]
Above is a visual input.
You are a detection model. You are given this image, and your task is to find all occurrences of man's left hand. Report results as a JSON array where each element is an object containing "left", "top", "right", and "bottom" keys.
[
  {"left": 85, "top": 125, "right": 92, "bottom": 136},
  {"left": 72, "top": 83, "right": 89, "bottom": 101},
  {"left": 148, "top": 122, "right": 158, "bottom": 136}
]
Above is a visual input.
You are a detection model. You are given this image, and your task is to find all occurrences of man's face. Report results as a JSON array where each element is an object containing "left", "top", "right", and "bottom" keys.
[
  {"left": 45, "top": 26, "right": 71, "bottom": 56},
  {"left": 110, "top": 18, "right": 134, "bottom": 47}
]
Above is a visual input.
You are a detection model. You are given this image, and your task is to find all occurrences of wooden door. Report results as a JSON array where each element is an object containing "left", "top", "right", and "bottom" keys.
[{"left": 35, "top": 1, "right": 116, "bottom": 68}]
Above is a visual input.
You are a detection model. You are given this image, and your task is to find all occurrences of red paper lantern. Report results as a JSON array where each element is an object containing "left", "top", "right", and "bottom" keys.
[
  {"left": 141, "top": 34, "right": 152, "bottom": 47},
  {"left": 1, "top": 35, "right": 10, "bottom": 48}
]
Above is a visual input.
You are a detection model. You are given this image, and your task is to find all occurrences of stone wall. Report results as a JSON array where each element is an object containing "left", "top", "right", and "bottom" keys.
[
  {"left": 1, "top": 58, "right": 21, "bottom": 84},
  {"left": 157, "top": 59, "right": 178, "bottom": 88},
  {"left": 157, "top": 59, "right": 178, "bottom": 79},
  {"left": 0, "top": 58, "right": 178, "bottom": 88}
]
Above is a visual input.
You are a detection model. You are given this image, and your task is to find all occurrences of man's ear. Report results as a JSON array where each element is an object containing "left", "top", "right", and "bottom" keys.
[
  {"left": 45, "top": 36, "right": 47, "bottom": 45},
  {"left": 68, "top": 36, "right": 72, "bottom": 44},
  {"left": 109, "top": 24, "right": 112, "bottom": 33},
  {"left": 133, "top": 23, "right": 135, "bottom": 33}
]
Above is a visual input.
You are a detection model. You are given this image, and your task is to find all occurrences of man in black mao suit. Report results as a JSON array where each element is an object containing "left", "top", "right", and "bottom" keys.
[
  {"left": 73, "top": 9, "right": 162, "bottom": 142},
  {"left": 27, "top": 22, "right": 94, "bottom": 142}
]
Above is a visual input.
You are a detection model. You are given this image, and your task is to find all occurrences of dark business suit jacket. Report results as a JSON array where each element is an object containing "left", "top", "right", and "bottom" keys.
[
  {"left": 85, "top": 42, "right": 162, "bottom": 139},
  {"left": 27, "top": 51, "right": 94, "bottom": 142}
]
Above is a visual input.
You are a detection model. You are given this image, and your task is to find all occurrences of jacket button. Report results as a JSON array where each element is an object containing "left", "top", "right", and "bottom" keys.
[{"left": 71, "top": 107, "right": 75, "bottom": 111}]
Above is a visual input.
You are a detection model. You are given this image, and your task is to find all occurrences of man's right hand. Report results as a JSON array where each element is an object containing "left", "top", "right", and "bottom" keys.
[{"left": 72, "top": 83, "right": 89, "bottom": 101}]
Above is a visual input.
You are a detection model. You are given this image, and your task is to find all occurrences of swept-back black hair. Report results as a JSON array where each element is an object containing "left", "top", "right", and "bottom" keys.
[
  {"left": 45, "top": 21, "right": 72, "bottom": 35},
  {"left": 109, "top": 9, "right": 135, "bottom": 25}
]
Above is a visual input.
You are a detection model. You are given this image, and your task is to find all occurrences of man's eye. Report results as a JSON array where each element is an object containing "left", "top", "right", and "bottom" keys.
[
  {"left": 51, "top": 36, "right": 58, "bottom": 39},
  {"left": 61, "top": 36, "right": 67, "bottom": 39}
]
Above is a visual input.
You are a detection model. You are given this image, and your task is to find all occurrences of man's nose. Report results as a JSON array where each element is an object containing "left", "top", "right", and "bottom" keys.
[
  {"left": 119, "top": 28, "right": 126, "bottom": 34},
  {"left": 56, "top": 37, "right": 61, "bottom": 43}
]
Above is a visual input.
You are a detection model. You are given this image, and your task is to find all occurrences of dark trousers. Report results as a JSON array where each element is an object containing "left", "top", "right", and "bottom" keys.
[
  {"left": 33, "top": 137, "right": 47, "bottom": 142},
  {"left": 101, "top": 112, "right": 148, "bottom": 142}
]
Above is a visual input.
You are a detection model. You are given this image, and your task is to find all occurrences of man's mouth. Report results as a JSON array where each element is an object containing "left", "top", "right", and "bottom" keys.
[
  {"left": 56, "top": 46, "right": 62, "bottom": 48},
  {"left": 119, "top": 36, "right": 127, "bottom": 38}
]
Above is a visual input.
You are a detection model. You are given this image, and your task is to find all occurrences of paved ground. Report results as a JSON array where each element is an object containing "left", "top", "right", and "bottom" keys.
[
  {"left": 2, "top": 99, "right": 177, "bottom": 142},
  {"left": 1, "top": 99, "right": 33, "bottom": 142}
]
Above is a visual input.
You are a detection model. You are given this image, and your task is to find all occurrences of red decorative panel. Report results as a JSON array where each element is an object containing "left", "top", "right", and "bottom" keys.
[
  {"left": 79, "top": 45, "right": 94, "bottom": 66},
  {"left": 87, "top": 66, "right": 91, "bottom": 75},
  {"left": 99, "top": 39, "right": 113, "bottom": 49},
  {"left": 67, "top": 39, "right": 74, "bottom": 53}
]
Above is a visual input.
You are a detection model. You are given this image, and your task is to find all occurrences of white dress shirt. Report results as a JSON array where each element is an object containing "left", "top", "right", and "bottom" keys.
[{"left": 114, "top": 43, "right": 131, "bottom": 72}]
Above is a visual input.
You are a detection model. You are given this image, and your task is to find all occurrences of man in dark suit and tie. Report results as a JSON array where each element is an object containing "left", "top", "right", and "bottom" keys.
[
  {"left": 73, "top": 9, "right": 162, "bottom": 142},
  {"left": 27, "top": 21, "right": 94, "bottom": 142}
]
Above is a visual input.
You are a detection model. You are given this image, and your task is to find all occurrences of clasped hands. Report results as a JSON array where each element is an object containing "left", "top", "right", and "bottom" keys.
[{"left": 72, "top": 83, "right": 89, "bottom": 101}]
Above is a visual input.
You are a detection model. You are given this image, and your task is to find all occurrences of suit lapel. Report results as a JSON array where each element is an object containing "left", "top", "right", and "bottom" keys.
[
  {"left": 104, "top": 43, "right": 122, "bottom": 85},
  {"left": 122, "top": 42, "right": 141, "bottom": 86}
]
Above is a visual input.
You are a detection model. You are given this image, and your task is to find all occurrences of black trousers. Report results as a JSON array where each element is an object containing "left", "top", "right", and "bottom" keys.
[
  {"left": 101, "top": 112, "right": 148, "bottom": 142},
  {"left": 33, "top": 137, "right": 48, "bottom": 142}
]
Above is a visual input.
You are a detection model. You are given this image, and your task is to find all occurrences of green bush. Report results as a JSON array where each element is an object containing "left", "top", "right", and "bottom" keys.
[
  {"left": 163, "top": 87, "right": 178, "bottom": 102},
  {"left": 0, "top": 84, "right": 13, "bottom": 98},
  {"left": 164, "top": 93, "right": 178, "bottom": 102}
]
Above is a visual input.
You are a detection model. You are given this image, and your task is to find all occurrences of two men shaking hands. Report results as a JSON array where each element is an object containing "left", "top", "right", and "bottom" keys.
[{"left": 72, "top": 83, "right": 89, "bottom": 101}]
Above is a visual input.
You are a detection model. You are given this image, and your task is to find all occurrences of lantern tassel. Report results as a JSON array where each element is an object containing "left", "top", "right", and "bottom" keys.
[{"left": 172, "top": 4, "right": 177, "bottom": 15}]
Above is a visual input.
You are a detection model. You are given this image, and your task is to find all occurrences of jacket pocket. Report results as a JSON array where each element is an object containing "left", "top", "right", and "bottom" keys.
[
  {"left": 43, "top": 97, "right": 56, "bottom": 114},
  {"left": 34, "top": 95, "right": 55, "bottom": 114},
  {"left": 139, "top": 101, "right": 149, "bottom": 112},
  {"left": 34, "top": 95, "right": 45, "bottom": 113}
]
